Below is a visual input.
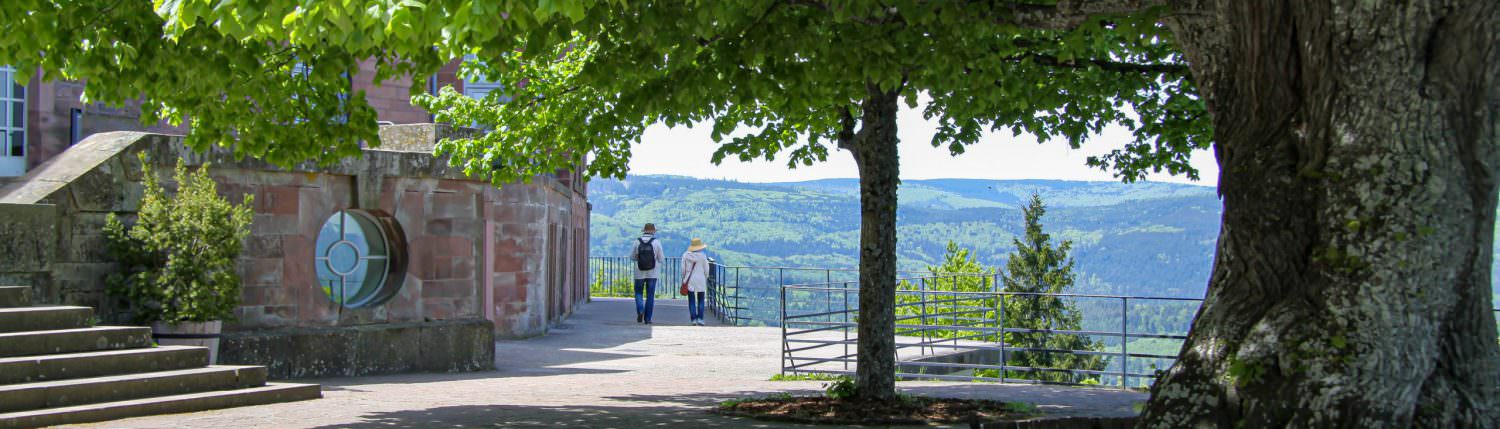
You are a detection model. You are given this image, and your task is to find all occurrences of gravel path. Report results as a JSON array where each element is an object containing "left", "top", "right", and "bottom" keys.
[{"left": 71, "top": 298, "right": 1145, "bottom": 428}]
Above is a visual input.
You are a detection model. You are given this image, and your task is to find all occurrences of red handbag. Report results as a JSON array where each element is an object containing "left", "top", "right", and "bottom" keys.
[{"left": 680, "top": 261, "right": 696, "bottom": 295}]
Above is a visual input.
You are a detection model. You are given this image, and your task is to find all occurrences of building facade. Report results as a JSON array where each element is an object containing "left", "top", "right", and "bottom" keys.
[
  {"left": 1, "top": 59, "right": 493, "bottom": 178},
  {"left": 0, "top": 61, "right": 589, "bottom": 378}
]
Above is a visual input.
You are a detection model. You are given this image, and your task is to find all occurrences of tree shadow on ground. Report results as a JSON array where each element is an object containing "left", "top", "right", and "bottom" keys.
[
  {"left": 604, "top": 389, "right": 823, "bottom": 408},
  {"left": 307, "top": 347, "right": 640, "bottom": 389},
  {"left": 306, "top": 297, "right": 758, "bottom": 390},
  {"left": 614, "top": 384, "right": 1143, "bottom": 420},
  {"left": 303, "top": 403, "right": 829, "bottom": 429},
  {"left": 899, "top": 383, "right": 1145, "bottom": 418}
]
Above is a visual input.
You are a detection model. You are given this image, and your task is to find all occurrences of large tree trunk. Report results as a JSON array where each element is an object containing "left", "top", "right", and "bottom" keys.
[
  {"left": 850, "top": 83, "right": 902, "bottom": 401},
  {"left": 1143, "top": 1, "right": 1500, "bottom": 427}
]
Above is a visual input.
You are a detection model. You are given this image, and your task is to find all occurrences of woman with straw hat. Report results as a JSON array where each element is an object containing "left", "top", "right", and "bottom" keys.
[{"left": 680, "top": 238, "right": 711, "bottom": 326}]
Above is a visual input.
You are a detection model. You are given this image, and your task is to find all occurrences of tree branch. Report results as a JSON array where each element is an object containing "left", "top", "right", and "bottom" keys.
[
  {"left": 1015, "top": 53, "right": 1188, "bottom": 74},
  {"left": 836, "top": 106, "right": 857, "bottom": 150}
]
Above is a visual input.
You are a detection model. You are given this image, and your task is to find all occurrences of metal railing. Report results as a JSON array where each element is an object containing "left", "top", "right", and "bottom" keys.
[
  {"left": 588, "top": 256, "right": 742, "bottom": 324},
  {"left": 588, "top": 256, "right": 689, "bottom": 300},
  {"left": 779, "top": 274, "right": 1204, "bottom": 389},
  {"left": 588, "top": 256, "right": 936, "bottom": 326},
  {"left": 590, "top": 257, "right": 1500, "bottom": 388}
]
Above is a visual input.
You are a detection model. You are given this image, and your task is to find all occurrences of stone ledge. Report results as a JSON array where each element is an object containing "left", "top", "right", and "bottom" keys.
[{"left": 218, "top": 319, "right": 495, "bottom": 379}]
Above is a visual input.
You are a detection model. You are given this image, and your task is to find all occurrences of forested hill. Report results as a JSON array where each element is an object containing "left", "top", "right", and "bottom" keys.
[
  {"left": 591, "top": 175, "right": 1500, "bottom": 301},
  {"left": 589, "top": 175, "right": 1222, "bottom": 298}
]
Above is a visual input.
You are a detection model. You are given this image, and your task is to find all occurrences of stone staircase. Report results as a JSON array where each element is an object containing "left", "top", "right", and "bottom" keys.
[{"left": 0, "top": 286, "right": 321, "bottom": 428}]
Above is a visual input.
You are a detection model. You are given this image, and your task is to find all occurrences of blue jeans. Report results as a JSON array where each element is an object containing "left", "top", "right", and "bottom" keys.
[
  {"left": 634, "top": 279, "right": 657, "bottom": 322},
  {"left": 687, "top": 291, "right": 706, "bottom": 320}
]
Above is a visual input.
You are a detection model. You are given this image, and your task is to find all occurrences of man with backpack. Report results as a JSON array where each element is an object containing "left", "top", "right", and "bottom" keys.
[{"left": 630, "top": 223, "right": 665, "bottom": 324}]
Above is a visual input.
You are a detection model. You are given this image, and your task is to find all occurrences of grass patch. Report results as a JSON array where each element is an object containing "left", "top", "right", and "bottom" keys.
[{"left": 768, "top": 373, "right": 850, "bottom": 381}]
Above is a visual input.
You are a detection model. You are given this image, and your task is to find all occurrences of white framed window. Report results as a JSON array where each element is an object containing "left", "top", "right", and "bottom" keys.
[
  {"left": 0, "top": 66, "right": 26, "bottom": 177},
  {"left": 315, "top": 210, "right": 408, "bottom": 308},
  {"left": 461, "top": 55, "right": 509, "bottom": 103},
  {"left": 463, "top": 80, "right": 504, "bottom": 101}
]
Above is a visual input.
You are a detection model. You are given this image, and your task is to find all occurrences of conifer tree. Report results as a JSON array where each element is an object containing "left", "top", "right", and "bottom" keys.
[{"left": 1001, "top": 193, "right": 1105, "bottom": 384}]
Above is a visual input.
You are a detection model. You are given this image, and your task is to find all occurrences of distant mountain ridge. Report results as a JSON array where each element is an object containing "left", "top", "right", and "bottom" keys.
[
  {"left": 590, "top": 175, "right": 1500, "bottom": 302},
  {"left": 590, "top": 175, "right": 1222, "bottom": 298}
]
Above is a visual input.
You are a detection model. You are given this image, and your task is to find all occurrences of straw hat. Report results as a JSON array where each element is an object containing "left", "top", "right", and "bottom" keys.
[
  {"left": 642, "top": 223, "right": 657, "bottom": 233},
  {"left": 688, "top": 238, "right": 707, "bottom": 251}
]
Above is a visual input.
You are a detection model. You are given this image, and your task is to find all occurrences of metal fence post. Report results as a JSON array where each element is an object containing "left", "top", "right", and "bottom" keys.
[
  {"left": 734, "top": 267, "right": 742, "bottom": 324},
  {"left": 780, "top": 281, "right": 788, "bottom": 376},
  {"left": 843, "top": 281, "right": 850, "bottom": 372},
  {"left": 778, "top": 268, "right": 785, "bottom": 325},
  {"left": 998, "top": 285, "right": 1007, "bottom": 383},
  {"left": 1121, "top": 297, "right": 1130, "bottom": 390},
  {"left": 919, "top": 278, "right": 929, "bottom": 356},
  {"left": 824, "top": 276, "right": 832, "bottom": 325},
  {"left": 951, "top": 275, "right": 959, "bottom": 347}
]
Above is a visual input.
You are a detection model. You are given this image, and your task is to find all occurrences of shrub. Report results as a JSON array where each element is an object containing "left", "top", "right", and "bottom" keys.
[
  {"left": 823, "top": 378, "right": 857, "bottom": 400},
  {"left": 104, "top": 154, "right": 254, "bottom": 324}
]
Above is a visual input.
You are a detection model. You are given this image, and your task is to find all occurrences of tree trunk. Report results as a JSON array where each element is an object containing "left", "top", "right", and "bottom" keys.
[
  {"left": 1143, "top": 1, "right": 1500, "bottom": 427},
  {"left": 850, "top": 83, "right": 902, "bottom": 401}
]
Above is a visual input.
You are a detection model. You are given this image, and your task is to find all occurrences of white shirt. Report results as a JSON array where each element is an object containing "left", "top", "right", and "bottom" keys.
[{"left": 680, "top": 250, "right": 710, "bottom": 292}]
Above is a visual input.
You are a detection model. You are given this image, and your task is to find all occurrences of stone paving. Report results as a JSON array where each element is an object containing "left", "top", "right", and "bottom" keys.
[{"left": 68, "top": 298, "right": 1146, "bottom": 428}]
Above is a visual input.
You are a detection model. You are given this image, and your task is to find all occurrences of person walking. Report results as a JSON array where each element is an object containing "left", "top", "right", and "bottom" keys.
[
  {"left": 680, "top": 238, "right": 711, "bottom": 326},
  {"left": 631, "top": 223, "right": 665, "bottom": 324}
]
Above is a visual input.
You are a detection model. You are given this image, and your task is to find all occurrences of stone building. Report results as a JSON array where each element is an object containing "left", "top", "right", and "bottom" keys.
[
  {"left": 2, "top": 59, "right": 498, "bottom": 177},
  {"left": 0, "top": 62, "right": 589, "bottom": 378}
]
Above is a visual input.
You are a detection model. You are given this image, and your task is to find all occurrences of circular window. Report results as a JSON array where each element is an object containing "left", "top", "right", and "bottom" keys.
[{"left": 315, "top": 210, "right": 407, "bottom": 308}]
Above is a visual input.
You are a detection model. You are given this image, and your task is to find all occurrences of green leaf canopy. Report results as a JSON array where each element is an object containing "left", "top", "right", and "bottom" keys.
[{"left": 1, "top": 1, "right": 1207, "bottom": 183}]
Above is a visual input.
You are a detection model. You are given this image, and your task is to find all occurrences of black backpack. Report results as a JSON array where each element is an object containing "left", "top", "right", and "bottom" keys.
[{"left": 636, "top": 237, "right": 657, "bottom": 270}]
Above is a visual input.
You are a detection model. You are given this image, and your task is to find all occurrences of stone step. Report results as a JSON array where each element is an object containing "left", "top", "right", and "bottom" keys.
[
  {"left": 0, "top": 287, "right": 29, "bottom": 308},
  {"left": 0, "top": 306, "right": 93, "bottom": 333},
  {"left": 0, "top": 382, "right": 321, "bottom": 429},
  {"left": 0, "top": 365, "right": 268, "bottom": 413},
  {"left": 0, "top": 346, "right": 209, "bottom": 385},
  {"left": 0, "top": 327, "right": 152, "bottom": 358}
]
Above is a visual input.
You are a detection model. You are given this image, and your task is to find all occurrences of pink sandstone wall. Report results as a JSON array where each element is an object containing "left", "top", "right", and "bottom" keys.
[{"left": 0, "top": 127, "right": 589, "bottom": 339}]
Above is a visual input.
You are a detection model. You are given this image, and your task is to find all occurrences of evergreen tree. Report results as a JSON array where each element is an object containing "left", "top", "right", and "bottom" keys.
[{"left": 1001, "top": 193, "right": 1106, "bottom": 384}]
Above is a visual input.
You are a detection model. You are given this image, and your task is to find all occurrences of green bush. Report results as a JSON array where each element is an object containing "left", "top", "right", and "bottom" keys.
[
  {"left": 104, "top": 155, "right": 254, "bottom": 324},
  {"left": 822, "top": 378, "right": 857, "bottom": 400}
]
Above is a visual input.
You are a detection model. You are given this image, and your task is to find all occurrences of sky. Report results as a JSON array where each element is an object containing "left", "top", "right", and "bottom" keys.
[{"left": 626, "top": 98, "right": 1220, "bottom": 187}]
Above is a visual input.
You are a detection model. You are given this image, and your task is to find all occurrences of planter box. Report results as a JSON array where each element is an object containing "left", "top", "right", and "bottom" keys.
[{"left": 152, "top": 321, "right": 223, "bottom": 364}]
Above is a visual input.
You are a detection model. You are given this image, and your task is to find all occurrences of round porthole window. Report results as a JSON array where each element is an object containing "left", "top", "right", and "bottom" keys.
[{"left": 314, "top": 210, "right": 407, "bottom": 308}]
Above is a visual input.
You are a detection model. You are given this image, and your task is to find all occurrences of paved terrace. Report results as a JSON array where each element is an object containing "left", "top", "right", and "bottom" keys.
[{"left": 71, "top": 298, "right": 1146, "bottom": 428}]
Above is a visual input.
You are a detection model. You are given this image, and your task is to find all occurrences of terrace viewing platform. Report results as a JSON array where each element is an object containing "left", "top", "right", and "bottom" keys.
[{"left": 73, "top": 297, "right": 1145, "bottom": 428}]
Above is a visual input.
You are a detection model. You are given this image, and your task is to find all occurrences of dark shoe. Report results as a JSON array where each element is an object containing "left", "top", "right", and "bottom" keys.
[{"left": 637, "top": 313, "right": 643, "bottom": 323}]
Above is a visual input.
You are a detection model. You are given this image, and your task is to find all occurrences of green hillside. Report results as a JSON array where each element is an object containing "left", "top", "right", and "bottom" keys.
[
  {"left": 589, "top": 175, "right": 1222, "bottom": 299},
  {"left": 591, "top": 175, "right": 1500, "bottom": 307}
]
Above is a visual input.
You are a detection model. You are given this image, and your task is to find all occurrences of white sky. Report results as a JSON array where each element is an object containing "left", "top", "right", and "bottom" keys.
[{"left": 627, "top": 99, "right": 1219, "bottom": 187}]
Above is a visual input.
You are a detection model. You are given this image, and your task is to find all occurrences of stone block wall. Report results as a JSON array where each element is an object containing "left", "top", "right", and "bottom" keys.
[
  {"left": 0, "top": 203, "right": 58, "bottom": 296},
  {"left": 0, "top": 125, "right": 589, "bottom": 377},
  {"left": 219, "top": 319, "right": 494, "bottom": 379}
]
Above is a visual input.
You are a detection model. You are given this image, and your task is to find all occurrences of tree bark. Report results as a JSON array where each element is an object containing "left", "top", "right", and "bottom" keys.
[
  {"left": 849, "top": 82, "right": 903, "bottom": 401},
  {"left": 1143, "top": 1, "right": 1500, "bottom": 427}
]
